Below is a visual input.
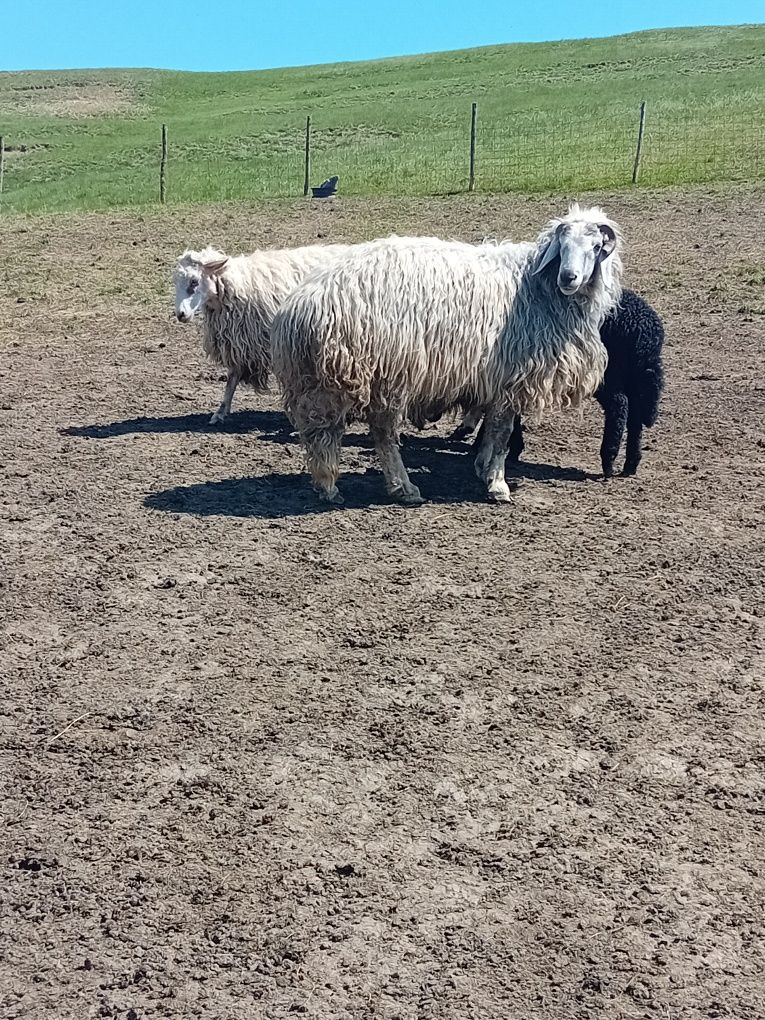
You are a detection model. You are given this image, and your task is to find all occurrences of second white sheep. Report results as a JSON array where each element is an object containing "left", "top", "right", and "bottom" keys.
[{"left": 173, "top": 242, "right": 352, "bottom": 424}]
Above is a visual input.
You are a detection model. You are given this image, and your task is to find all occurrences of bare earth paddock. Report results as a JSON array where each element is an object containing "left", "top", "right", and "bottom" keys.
[{"left": 1, "top": 186, "right": 764, "bottom": 1020}]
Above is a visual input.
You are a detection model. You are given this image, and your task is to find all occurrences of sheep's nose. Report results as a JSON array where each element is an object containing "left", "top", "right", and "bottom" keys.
[
  {"left": 559, "top": 269, "right": 577, "bottom": 286},
  {"left": 177, "top": 311, "right": 189, "bottom": 322}
]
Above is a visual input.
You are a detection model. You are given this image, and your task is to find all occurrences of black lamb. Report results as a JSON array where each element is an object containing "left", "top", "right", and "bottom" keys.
[{"left": 467, "top": 288, "right": 665, "bottom": 477}]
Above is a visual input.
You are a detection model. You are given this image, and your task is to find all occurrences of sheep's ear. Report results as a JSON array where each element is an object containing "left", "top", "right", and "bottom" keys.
[
  {"left": 201, "top": 256, "right": 229, "bottom": 277},
  {"left": 533, "top": 230, "right": 561, "bottom": 276},
  {"left": 204, "top": 274, "right": 226, "bottom": 311},
  {"left": 598, "top": 224, "right": 617, "bottom": 261}
]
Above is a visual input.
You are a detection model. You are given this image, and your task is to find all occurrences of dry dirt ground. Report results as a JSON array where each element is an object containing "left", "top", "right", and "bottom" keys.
[{"left": 1, "top": 186, "right": 764, "bottom": 1020}]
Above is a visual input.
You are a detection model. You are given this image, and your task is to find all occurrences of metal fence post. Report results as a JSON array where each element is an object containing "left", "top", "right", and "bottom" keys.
[
  {"left": 160, "top": 124, "right": 168, "bottom": 204},
  {"left": 303, "top": 115, "right": 311, "bottom": 196},
  {"left": 469, "top": 102, "right": 477, "bottom": 192},
  {"left": 632, "top": 101, "right": 646, "bottom": 185}
]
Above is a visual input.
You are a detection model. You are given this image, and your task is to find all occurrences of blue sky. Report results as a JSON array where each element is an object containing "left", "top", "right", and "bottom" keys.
[{"left": 1, "top": 1, "right": 761, "bottom": 71}]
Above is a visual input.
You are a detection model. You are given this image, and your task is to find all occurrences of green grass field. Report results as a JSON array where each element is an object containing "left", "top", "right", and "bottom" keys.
[{"left": 0, "top": 24, "right": 763, "bottom": 213}]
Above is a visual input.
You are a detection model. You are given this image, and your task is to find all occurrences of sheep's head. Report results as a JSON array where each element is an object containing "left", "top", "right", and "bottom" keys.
[
  {"left": 173, "top": 247, "right": 230, "bottom": 322},
  {"left": 534, "top": 205, "right": 619, "bottom": 296}
]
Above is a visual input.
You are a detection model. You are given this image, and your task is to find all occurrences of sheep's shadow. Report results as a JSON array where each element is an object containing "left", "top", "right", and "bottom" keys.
[
  {"left": 144, "top": 462, "right": 495, "bottom": 519},
  {"left": 397, "top": 433, "right": 596, "bottom": 483},
  {"left": 61, "top": 409, "right": 292, "bottom": 441},
  {"left": 506, "top": 459, "right": 596, "bottom": 483},
  {"left": 144, "top": 447, "right": 593, "bottom": 520}
]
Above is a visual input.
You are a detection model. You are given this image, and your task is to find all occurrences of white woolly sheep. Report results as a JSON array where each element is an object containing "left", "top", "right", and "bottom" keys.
[
  {"left": 271, "top": 205, "right": 623, "bottom": 506},
  {"left": 173, "top": 243, "right": 352, "bottom": 424}
]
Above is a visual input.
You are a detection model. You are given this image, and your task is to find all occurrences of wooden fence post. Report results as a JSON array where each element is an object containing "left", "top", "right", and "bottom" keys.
[
  {"left": 0, "top": 136, "right": 5, "bottom": 202},
  {"left": 632, "top": 101, "right": 646, "bottom": 185},
  {"left": 469, "top": 102, "right": 477, "bottom": 192},
  {"left": 303, "top": 115, "right": 311, "bottom": 196},
  {"left": 160, "top": 124, "right": 168, "bottom": 204}
]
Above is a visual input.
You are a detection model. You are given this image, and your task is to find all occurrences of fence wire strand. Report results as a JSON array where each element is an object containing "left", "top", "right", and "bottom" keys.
[{"left": 0, "top": 101, "right": 763, "bottom": 212}]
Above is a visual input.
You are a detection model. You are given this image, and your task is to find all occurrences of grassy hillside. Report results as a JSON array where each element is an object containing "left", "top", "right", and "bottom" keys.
[{"left": 0, "top": 24, "right": 763, "bottom": 213}]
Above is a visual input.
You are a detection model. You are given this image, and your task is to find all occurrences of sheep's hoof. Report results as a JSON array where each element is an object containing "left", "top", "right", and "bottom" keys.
[
  {"left": 318, "top": 486, "right": 344, "bottom": 505},
  {"left": 209, "top": 412, "right": 226, "bottom": 425},
  {"left": 622, "top": 464, "right": 639, "bottom": 477},
  {"left": 487, "top": 480, "right": 520, "bottom": 503}
]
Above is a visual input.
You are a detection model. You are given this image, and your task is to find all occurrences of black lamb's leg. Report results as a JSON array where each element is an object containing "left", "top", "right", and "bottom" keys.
[
  {"left": 598, "top": 391, "right": 628, "bottom": 479},
  {"left": 622, "top": 398, "right": 644, "bottom": 477},
  {"left": 508, "top": 414, "right": 524, "bottom": 462}
]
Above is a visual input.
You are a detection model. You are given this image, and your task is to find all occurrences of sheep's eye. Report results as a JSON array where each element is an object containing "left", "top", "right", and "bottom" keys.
[{"left": 187, "top": 281, "right": 197, "bottom": 295}]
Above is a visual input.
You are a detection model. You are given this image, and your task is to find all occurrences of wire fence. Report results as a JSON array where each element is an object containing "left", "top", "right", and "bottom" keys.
[{"left": 1, "top": 99, "right": 763, "bottom": 213}]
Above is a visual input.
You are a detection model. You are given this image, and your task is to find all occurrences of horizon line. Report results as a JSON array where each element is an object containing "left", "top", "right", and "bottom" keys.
[{"left": 0, "top": 21, "right": 761, "bottom": 76}]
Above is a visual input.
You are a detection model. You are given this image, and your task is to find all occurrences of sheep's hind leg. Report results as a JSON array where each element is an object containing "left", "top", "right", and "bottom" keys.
[
  {"left": 210, "top": 369, "right": 241, "bottom": 425},
  {"left": 368, "top": 414, "right": 424, "bottom": 506},
  {"left": 450, "top": 406, "right": 483, "bottom": 442},
  {"left": 597, "top": 391, "right": 628, "bottom": 479},
  {"left": 474, "top": 410, "right": 518, "bottom": 503},
  {"left": 508, "top": 414, "right": 524, "bottom": 462},
  {"left": 622, "top": 398, "right": 643, "bottom": 477},
  {"left": 301, "top": 421, "right": 346, "bottom": 504}
]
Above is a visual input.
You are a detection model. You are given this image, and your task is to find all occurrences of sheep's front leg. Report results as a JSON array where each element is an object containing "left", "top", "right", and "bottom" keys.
[
  {"left": 302, "top": 421, "right": 346, "bottom": 504},
  {"left": 597, "top": 391, "right": 628, "bottom": 478},
  {"left": 368, "top": 413, "right": 424, "bottom": 506},
  {"left": 210, "top": 369, "right": 241, "bottom": 425},
  {"left": 474, "top": 410, "right": 518, "bottom": 503}
]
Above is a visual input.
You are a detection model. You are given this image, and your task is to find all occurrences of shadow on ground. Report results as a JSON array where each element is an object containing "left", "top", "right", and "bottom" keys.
[
  {"left": 399, "top": 434, "right": 596, "bottom": 483},
  {"left": 144, "top": 467, "right": 489, "bottom": 519},
  {"left": 144, "top": 454, "right": 593, "bottom": 520},
  {"left": 62, "top": 415, "right": 598, "bottom": 485},
  {"left": 61, "top": 410, "right": 291, "bottom": 440}
]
